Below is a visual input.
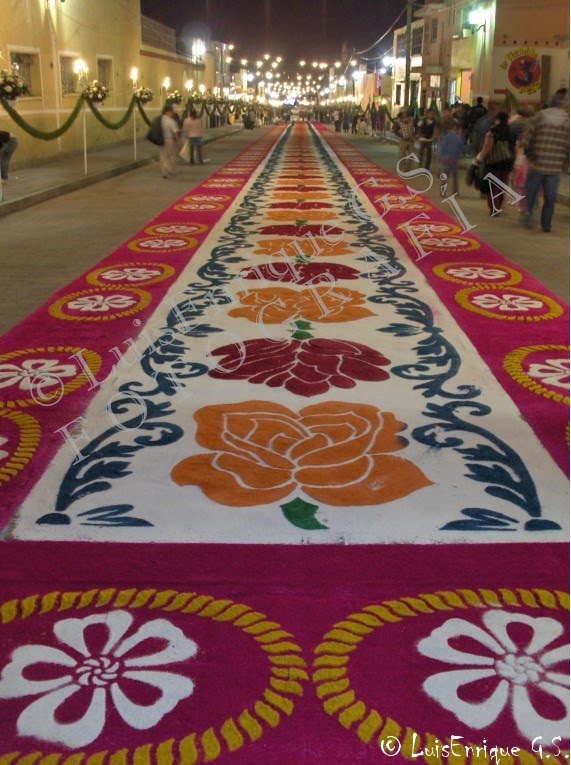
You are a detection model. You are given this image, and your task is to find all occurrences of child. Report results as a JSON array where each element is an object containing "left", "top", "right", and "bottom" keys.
[{"left": 438, "top": 124, "right": 465, "bottom": 196}]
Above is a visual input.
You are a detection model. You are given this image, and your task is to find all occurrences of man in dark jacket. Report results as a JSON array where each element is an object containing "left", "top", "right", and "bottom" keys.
[
  {"left": 468, "top": 97, "right": 487, "bottom": 132},
  {"left": 418, "top": 109, "right": 437, "bottom": 170},
  {"left": 0, "top": 131, "right": 18, "bottom": 180}
]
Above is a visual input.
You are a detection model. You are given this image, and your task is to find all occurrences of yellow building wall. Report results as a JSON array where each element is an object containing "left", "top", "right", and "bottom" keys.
[{"left": 0, "top": 0, "right": 216, "bottom": 167}]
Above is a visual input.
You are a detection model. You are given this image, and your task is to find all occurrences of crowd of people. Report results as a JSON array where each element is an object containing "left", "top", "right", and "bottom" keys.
[{"left": 393, "top": 90, "right": 569, "bottom": 231}]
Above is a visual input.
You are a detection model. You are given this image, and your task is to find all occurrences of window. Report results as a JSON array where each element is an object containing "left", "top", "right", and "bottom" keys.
[
  {"left": 97, "top": 57, "right": 113, "bottom": 88},
  {"left": 10, "top": 52, "right": 40, "bottom": 96},
  {"left": 396, "top": 34, "right": 406, "bottom": 57},
  {"left": 412, "top": 27, "right": 423, "bottom": 55},
  {"left": 60, "top": 55, "right": 76, "bottom": 95},
  {"left": 395, "top": 84, "right": 402, "bottom": 105},
  {"left": 431, "top": 19, "right": 439, "bottom": 42}
]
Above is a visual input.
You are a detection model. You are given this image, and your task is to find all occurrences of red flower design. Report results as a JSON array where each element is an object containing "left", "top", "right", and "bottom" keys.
[
  {"left": 208, "top": 338, "right": 391, "bottom": 396},
  {"left": 241, "top": 262, "right": 360, "bottom": 284}
]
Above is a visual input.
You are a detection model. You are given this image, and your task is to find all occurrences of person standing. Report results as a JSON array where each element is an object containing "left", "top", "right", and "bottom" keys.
[
  {"left": 342, "top": 112, "right": 350, "bottom": 133},
  {"left": 439, "top": 123, "right": 465, "bottom": 196},
  {"left": 333, "top": 109, "right": 341, "bottom": 132},
  {"left": 351, "top": 112, "right": 359, "bottom": 134},
  {"left": 395, "top": 110, "right": 416, "bottom": 171},
  {"left": 160, "top": 106, "right": 180, "bottom": 178},
  {"left": 522, "top": 91, "right": 570, "bottom": 232},
  {"left": 476, "top": 112, "right": 515, "bottom": 216},
  {"left": 0, "top": 131, "right": 18, "bottom": 180},
  {"left": 418, "top": 109, "right": 437, "bottom": 170},
  {"left": 183, "top": 108, "right": 205, "bottom": 165},
  {"left": 468, "top": 97, "right": 487, "bottom": 137}
]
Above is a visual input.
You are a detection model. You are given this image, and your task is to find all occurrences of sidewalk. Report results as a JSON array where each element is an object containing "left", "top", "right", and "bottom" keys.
[
  {"left": 0, "top": 125, "right": 242, "bottom": 216},
  {"left": 377, "top": 131, "right": 570, "bottom": 205}
]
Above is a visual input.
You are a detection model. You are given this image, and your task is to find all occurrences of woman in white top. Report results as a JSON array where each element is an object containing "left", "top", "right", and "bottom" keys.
[{"left": 160, "top": 106, "right": 180, "bottom": 178}]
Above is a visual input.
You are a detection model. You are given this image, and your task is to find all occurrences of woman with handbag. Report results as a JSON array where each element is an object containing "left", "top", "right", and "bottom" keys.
[{"left": 476, "top": 112, "right": 516, "bottom": 216}]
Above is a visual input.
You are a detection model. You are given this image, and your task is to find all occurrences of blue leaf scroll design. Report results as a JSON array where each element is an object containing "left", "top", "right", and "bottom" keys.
[
  {"left": 413, "top": 401, "right": 561, "bottom": 531},
  {"left": 38, "top": 397, "right": 183, "bottom": 526}
]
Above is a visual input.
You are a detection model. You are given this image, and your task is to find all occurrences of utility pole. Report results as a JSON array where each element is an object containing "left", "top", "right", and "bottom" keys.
[{"left": 404, "top": 0, "right": 413, "bottom": 108}]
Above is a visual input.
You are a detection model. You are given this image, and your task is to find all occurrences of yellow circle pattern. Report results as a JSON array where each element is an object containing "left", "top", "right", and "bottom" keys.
[
  {"left": 503, "top": 345, "right": 570, "bottom": 405},
  {"left": 312, "top": 587, "right": 570, "bottom": 764},
  {"left": 49, "top": 287, "right": 152, "bottom": 322},
  {"left": 433, "top": 262, "right": 523, "bottom": 287},
  {"left": 455, "top": 286, "right": 563, "bottom": 322},
  {"left": 0, "top": 347, "right": 102, "bottom": 409},
  {"left": 86, "top": 263, "right": 176, "bottom": 288},
  {"left": 0, "top": 587, "right": 308, "bottom": 765}
]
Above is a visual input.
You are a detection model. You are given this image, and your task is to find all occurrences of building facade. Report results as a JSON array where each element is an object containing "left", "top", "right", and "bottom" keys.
[
  {"left": 0, "top": 0, "right": 216, "bottom": 165},
  {"left": 391, "top": 0, "right": 569, "bottom": 113}
]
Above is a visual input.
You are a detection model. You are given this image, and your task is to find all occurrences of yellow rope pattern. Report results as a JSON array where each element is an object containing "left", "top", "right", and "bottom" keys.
[
  {"left": 0, "top": 587, "right": 308, "bottom": 764},
  {"left": 312, "top": 587, "right": 570, "bottom": 765},
  {"left": 503, "top": 345, "right": 570, "bottom": 406},
  {"left": 0, "top": 410, "right": 41, "bottom": 486}
]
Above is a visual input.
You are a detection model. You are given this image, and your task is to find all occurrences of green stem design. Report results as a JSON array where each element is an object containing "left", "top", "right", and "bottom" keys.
[{"left": 281, "top": 497, "right": 327, "bottom": 530}]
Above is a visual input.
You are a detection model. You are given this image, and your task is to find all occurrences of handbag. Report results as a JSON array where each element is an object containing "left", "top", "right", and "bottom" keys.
[
  {"left": 487, "top": 138, "right": 513, "bottom": 166},
  {"left": 146, "top": 116, "right": 164, "bottom": 146},
  {"left": 179, "top": 139, "right": 190, "bottom": 162}
]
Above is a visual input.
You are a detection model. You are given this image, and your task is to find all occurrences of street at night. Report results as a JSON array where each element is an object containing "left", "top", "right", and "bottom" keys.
[{"left": 0, "top": 1, "right": 569, "bottom": 762}]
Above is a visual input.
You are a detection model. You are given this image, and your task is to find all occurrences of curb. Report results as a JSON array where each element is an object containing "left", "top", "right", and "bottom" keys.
[{"left": 0, "top": 128, "right": 243, "bottom": 218}]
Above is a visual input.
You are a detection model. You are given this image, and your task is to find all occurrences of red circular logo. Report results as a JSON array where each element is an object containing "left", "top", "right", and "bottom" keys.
[{"left": 508, "top": 55, "right": 541, "bottom": 91}]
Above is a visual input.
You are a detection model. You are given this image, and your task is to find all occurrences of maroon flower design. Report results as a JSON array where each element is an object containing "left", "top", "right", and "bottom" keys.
[
  {"left": 208, "top": 337, "right": 391, "bottom": 397},
  {"left": 258, "top": 223, "right": 343, "bottom": 236},
  {"left": 241, "top": 262, "right": 360, "bottom": 284}
]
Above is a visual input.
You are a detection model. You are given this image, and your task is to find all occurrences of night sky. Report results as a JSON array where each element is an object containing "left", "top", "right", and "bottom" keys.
[{"left": 140, "top": 0, "right": 406, "bottom": 64}]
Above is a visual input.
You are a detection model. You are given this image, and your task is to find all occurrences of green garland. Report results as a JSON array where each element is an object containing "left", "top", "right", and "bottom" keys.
[
  {"left": 86, "top": 95, "right": 136, "bottom": 130},
  {"left": 136, "top": 97, "right": 152, "bottom": 126},
  {"left": 0, "top": 94, "right": 85, "bottom": 140},
  {"left": 0, "top": 93, "right": 272, "bottom": 140}
]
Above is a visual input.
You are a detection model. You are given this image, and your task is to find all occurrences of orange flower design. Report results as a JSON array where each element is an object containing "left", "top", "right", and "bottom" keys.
[
  {"left": 253, "top": 237, "right": 353, "bottom": 258},
  {"left": 228, "top": 286, "right": 374, "bottom": 324},
  {"left": 271, "top": 192, "right": 331, "bottom": 201},
  {"left": 171, "top": 401, "right": 432, "bottom": 506},
  {"left": 264, "top": 210, "right": 337, "bottom": 222}
]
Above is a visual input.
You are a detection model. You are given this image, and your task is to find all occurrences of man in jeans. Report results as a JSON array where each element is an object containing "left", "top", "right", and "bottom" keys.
[
  {"left": 523, "top": 92, "right": 570, "bottom": 232},
  {"left": 0, "top": 131, "right": 18, "bottom": 180}
]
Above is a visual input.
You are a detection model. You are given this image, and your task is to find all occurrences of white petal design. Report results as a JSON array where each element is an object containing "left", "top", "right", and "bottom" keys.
[
  {"left": 0, "top": 645, "right": 76, "bottom": 698},
  {"left": 114, "top": 618, "right": 198, "bottom": 667},
  {"left": 512, "top": 682, "right": 570, "bottom": 740},
  {"left": 16, "top": 684, "right": 106, "bottom": 748},
  {"left": 482, "top": 611, "right": 564, "bottom": 655},
  {"left": 54, "top": 610, "right": 134, "bottom": 658},
  {"left": 540, "top": 643, "right": 570, "bottom": 668},
  {"left": 423, "top": 668, "right": 508, "bottom": 729},
  {"left": 417, "top": 617, "right": 504, "bottom": 665},
  {"left": 545, "top": 672, "right": 570, "bottom": 687},
  {"left": 111, "top": 670, "right": 194, "bottom": 729}
]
